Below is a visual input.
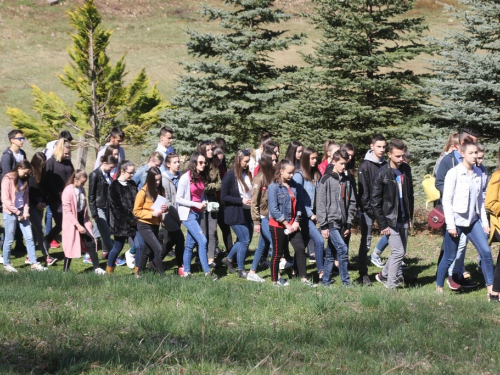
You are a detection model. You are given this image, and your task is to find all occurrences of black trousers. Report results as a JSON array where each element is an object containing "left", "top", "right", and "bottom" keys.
[
  {"left": 45, "top": 204, "right": 63, "bottom": 243},
  {"left": 137, "top": 222, "right": 165, "bottom": 275},
  {"left": 159, "top": 227, "right": 185, "bottom": 268},
  {"left": 270, "top": 226, "right": 307, "bottom": 282},
  {"left": 492, "top": 231, "right": 500, "bottom": 292}
]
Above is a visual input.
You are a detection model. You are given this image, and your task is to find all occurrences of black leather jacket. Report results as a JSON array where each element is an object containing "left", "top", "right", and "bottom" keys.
[
  {"left": 370, "top": 163, "right": 414, "bottom": 230},
  {"left": 88, "top": 167, "right": 110, "bottom": 217}
]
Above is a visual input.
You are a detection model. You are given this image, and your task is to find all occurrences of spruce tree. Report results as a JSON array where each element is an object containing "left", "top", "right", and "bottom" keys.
[
  {"left": 7, "top": 0, "right": 169, "bottom": 165},
  {"left": 424, "top": 0, "right": 500, "bottom": 139},
  {"left": 282, "top": 0, "right": 431, "bottom": 152},
  {"left": 161, "top": 0, "right": 304, "bottom": 154}
]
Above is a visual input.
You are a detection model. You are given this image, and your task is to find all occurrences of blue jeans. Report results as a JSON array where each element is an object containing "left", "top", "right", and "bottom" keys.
[
  {"left": 437, "top": 220, "right": 494, "bottom": 287},
  {"left": 251, "top": 217, "right": 272, "bottom": 272},
  {"left": 44, "top": 205, "right": 53, "bottom": 237},
  {"left": 228, "top": 221, "right": 253, "bottom": 271},
  {"left": 133, "top": 231, "right": 145, "bottom": 265},
  {"left": 107, "top": 235, "right": 134, "bottom": 268},
  {"left": 448, "top": 233, "right": 467, "bottom": 277},
  {"left": 372, "top": 235, "right": 388, "bottom": 256},
  {"left": 2, "top": 212, "right": 37, "bottom": 266},
  {"left": 183, "top": 211, "right": 210, "bottom": 273},
  {"left": 29, "top": 206, "right": 49, "bottom": 257},
  {"left": 326, "top": 227, "right": 350, "bottom": 285},
  {"left": 303, "top": 219, "right": 324, "bottom": 273},
  {"left": 92, "top": 207, "right": 113, "bottom": 252}
]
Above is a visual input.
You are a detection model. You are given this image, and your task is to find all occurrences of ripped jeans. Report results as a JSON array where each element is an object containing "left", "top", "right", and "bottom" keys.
[{"left": 182, "top": 210, "right": 210, "bottom": 274}]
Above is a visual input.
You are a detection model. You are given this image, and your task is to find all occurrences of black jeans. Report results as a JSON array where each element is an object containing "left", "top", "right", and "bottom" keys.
[
  {"left": 492, "top": 231, "right": 500, "bottom": 292},
  {"left": 45, "top": 203, "right": 63, "bottom": 243},
  {"left": 217, "top": 206, "right": 233, "bottom": 252},
  {"left": 137, "top": 222, "right": 165, "bottom": 275},
  {"left": 270, "top": 226, "right": 307, "bottom": 282},
  {"left": 159, "top": 227, "right": 185, "bottom": 268}
]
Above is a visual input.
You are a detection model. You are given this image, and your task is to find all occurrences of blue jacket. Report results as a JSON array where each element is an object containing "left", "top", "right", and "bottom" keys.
[
  {"left": 132, "top": 163, "right": 150, "bottom": 190},
  {"left": 292, "top": 170, "right": 316, "bottom": 218},
  {"left": 268, "top": 180, "right": 303, "bottom": 224}
]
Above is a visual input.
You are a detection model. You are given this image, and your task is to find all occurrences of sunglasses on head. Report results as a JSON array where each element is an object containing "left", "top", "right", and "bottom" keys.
[{"left": 238, "top": 149, "right": 251, "bottom": 156}]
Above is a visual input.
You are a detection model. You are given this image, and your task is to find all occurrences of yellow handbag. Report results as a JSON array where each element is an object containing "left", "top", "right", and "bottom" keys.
[{"left": 422, "top": 174, "right": 440, "bottom": 210}]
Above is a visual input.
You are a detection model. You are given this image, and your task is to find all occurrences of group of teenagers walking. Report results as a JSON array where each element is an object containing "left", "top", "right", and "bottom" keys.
[{"left": 2, "top": 124, "right": 500, "bottom": 298}]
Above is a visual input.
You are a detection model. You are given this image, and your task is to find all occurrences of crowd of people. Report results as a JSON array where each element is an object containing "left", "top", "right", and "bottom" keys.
[{"left": 1, "top": 125, "right": 500, "bottom": 299}]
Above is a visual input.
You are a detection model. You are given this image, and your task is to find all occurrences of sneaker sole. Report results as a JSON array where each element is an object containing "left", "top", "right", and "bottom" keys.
[
  {"left": 446, "top": 279, "right": 461, "bottom": 291},
  {"left": 370, "top": 259, "right": 384, "bottom": 268},
  {"left": 375, "top": 274, "right": 387, "bottom": 286}
]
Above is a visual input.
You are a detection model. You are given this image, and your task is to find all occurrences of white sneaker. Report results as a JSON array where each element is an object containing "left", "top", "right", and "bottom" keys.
[
  {"left": 94, "top": 268, "right": 106, "bottom": 275},
  {"left": 4, "top": 264, "right": 18, "bottom": 273},
  {"left": 279, "top": 259, "right": 293, "bottom": 270},
  {"left": 31, "top": 263, "right": 48, "bottom": 271},
  {"left": 125, "top": 250, "right": 135, "bottom": 269},
  {"left": 0, "top": 256, "right": 4, "bottom": 264},
  {"left": 247, "top": 272, "right": 265, "bottom": 282}
]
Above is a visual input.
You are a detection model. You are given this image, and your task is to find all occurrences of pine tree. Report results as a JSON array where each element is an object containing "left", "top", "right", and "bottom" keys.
[
  {"left": 6, "top": 0, "right": 170, "bottom": 165},
  {"left": 160, "top": 0, "right": 304, "bottom": 154},
  {"left": 281, "top": 0, "right": 431, "bottom": 152},
  {"left": 424, "top": 0, "right": 500, "bottom": 139}
]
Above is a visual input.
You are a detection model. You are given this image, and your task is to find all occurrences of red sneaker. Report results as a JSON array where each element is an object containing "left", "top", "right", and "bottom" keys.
[
  {"left": 446, "top": 276, "right": 461, "bottom": 291},
  {"left": 50, "top": 240, "right": 60, "bottom": 248},
  {"left": 178, "top": 266, "right": 184, "bottom": 276}
]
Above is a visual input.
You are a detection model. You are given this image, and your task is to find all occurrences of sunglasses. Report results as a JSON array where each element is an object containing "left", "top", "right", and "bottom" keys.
[
  {"left": 198, "top": 161, "right": 207, "bottom": 165},
  {"left": 13, "top": 137, "right": 26, "bottom": 141},
  {"left": 238, "top": 149, "right": 251, "bottom": 156}
]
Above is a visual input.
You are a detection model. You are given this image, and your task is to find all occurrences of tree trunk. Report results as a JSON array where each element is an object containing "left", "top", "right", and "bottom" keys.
[{"left": 75, "top": 135, "right": 88, "bottom": 170}]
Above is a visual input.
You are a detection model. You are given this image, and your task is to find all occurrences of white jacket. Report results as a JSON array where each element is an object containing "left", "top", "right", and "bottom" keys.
[
  {"left": 176, "top": 171, "right": 205, "bottom": 221},
  {"left": 443, "top": 163, "right": 488, "bottom": 230}
]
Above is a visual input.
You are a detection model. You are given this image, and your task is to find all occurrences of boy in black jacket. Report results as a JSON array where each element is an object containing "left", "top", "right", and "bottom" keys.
[
  {"left": 371, "top": 139, "right": 414, "bottom": 289},
  {"left": 317, "top": 150, "right": 357, "bottom": 286}
]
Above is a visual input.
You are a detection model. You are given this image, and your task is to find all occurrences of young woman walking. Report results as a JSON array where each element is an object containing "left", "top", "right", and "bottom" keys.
[
  {"left": 176, "top": 152, "right": 216, "bottom": 279},
  {"left": 268, "top": 159, "right": 314, "bottom": 287},
  {"left": 293, "top": 147, "right": 324, "bottom": 278},
  {"left": 133, "top": 167, "right": 168, "bottom": 277},
  {"left": 221, "top": 149, "right": 254, "bottom": 278},
  {"left": 106, "top": 161, "right": 139, "bottom": 274},
  {"left": 28, "top": 152, "right": 57, "bottom": 265},
  {"left": 284, "top": 141, "right": 303, "bottom": 169},
  {"left": 61, "top": 169, "right": 105, "bottom": 274},
  {"left": 437, "top": 140, "right": 494, "bottom": 298},
  {"left": 1, "top": 161, "right": 47, "bottom": 272}
]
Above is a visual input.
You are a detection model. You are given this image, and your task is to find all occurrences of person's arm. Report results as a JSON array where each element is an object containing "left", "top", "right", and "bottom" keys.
[
  {"left": 88, "top": 170, "right": 98, "bottom": 218},
  {"left": 294, "top": 172, "right": 314, "bottom": 218},
  {"left": 132, "top": 189, "right": 153, "bottom": 221},
  {"left": 346, "top": 181, "right": 357, "bottom": 227},
  {"left": 0, "top": 153, "right": 12, "bottom": 180},
  {"left": 221, "top": 172, "right": 243, "bottom": 205},
  {"left": 435, "top": 156, "right": 451, "bottom": 196},
  {"left": 251, "top": 177, "right": 263, "bottom": 225},
  {"left": 176, "top": 174, "right": 196, "bottom": 208},
  {"left": 370, "top": 171, "right": 388, "bottom": 231},
  {"left": 486, "top": 176, "right": 500, "bottom": 216},
  {"left": 22, "top": 188, "right": 30, "bottom": 218},
  {"left": 1, "top": 176, "right": 19, "bottom": 215},
  {"left": 357, "top": 163, "right": 370, "bottom": 214},
  {"left": 442, "top": 169, "right": 457, "bottom": 231},
  {"left": 205, "top": 169, "right": 222, "bottom": 194},
  {"left": 316, "top": 177, "right": 328, "bottom": 230}
]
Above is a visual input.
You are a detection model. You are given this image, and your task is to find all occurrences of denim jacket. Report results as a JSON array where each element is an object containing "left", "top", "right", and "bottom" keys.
[
  {"left": 267, "top": 180, "right": 303, "bottom": 224},
  {"left": 293, "top": 170, "right": 317, "bottom": 218}
]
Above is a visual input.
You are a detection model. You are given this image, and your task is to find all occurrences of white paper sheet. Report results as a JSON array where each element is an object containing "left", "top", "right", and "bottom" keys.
[{"left": 151, "top": 195, "right": 167, "bottom": 211}]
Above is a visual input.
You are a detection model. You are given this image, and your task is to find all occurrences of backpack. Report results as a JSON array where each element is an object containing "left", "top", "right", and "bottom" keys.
[{"left": 422, "top": 174, "right": 440, "bottom": 210}]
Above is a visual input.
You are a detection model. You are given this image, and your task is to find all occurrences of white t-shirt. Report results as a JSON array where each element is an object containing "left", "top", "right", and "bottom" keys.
[
  {"left": 74, "top": 187, "right": 86, "bottom": 212},
  {"left": 14, "top": 180, "right": 25, "bottom": 209},
  {"left": 13, "top": 151, "right": 24, "bottom": 164},
  {"left": 238, "top": 172, "right": 252, "bottom": 209}
]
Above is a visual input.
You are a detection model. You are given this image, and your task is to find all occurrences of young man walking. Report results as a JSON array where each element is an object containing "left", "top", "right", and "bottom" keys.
[
  {"left": 357, "top": 134, "right": 387, "bottom": 285},
  {"left": 155, "top": 126, "right": 175, "bottom": 172},
  {"left": 372, "top": 139, "right": 414, "bottom": 289}
]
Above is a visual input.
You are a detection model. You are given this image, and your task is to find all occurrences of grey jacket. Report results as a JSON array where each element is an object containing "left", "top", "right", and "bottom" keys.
[{"left": 316, "top": 170, "right": 357, "bottom": 230}]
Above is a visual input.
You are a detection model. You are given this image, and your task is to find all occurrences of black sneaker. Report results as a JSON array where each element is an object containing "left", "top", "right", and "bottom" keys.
[
  {"left": 375, "top": 273, "right": 387, "bottom": 287},
  {"left": 362, "top": 275, "right": 373, "bottom": 286},
  {"left": 222, "top": 257, "right": 236, "bottom": 273},
  {"left": 455, "top": 276, "right": 478, "bottom": 289}
]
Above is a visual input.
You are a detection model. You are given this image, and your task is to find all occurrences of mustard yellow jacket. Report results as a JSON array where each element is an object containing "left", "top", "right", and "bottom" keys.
[{"left": 485, "top": 170, "right": 500, "bottom": 245}]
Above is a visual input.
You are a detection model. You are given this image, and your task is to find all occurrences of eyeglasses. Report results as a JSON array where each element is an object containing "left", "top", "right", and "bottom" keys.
[
  {"left": 198, "top": 161, "right": 207, "bottom": 166},
  {"left": 238, "top": 149, "right": 251, "bottom": 156},
  {"left": 13, "top": 137, "right": 26, "bottom": 141},
  {"left": 125, "top": 170, "right": 135, "bottom": 175}
]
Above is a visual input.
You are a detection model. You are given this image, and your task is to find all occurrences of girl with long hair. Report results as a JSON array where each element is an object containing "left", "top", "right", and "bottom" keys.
[
  {"left": 318, "top": 141, "right": 340, "bottom": 176},
  {"left": 45, "top": 139, "right": 74, "bottom": 249},
  {"left": 2, "top": 161, "right": 47, "bottom": 272},
  {"left": 61, "top": 169, "right": 105, "bottom": 274},
  {"left": 197, "top": 140, "right": 221, "bottom": 266},
  {"left": 293, "top": 147, "right": 324, "bottom": 278},
  {"left": 106, "top": 161, "right": 139, "bottom": 273},
  {"left": 28, "top": 152, "right": 56, "bottom": 265},
  {"left": 221, "top": 149, "right": 254, "bottom": 278},
  {"left": 284, "top": 140, "right": 303, "bottom": 169},
  {"left": 133, "top": 167, "right": 168, "bottom": 277},
  {"left": 248, "top": 149, "right": 277, "bottom": 282},
  {"left": 268, "top": 160, "right": 314, "bottom": 287},
  {"left": 176, "top": 152, "right": 216, "bottom": 279},
  {"left": 437, "top": 140, "right": 494, "bottom": 298}
]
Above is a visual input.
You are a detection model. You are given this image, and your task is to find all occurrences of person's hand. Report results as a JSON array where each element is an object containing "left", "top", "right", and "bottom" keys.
[
  {"left": 381, "top": 227, "right": 391, "bottom": 236},
  {"left": 343, "top": 228, "right": 350, "bottom": 238},
  {"left": 484, "top": 226, "right": 491, "bottom": 235},
  {"left": 285, "top": 223, "right": 294, "bottom": 233},
  {"left": 291, "top": 222, "right": 300, "bottom": 232},
  {"left": 254, "top": 224, "right": 261, "bottom": 234},
  {"left": 196, "top": 202, "right": 207, "bottom": 210},
  {"left": 152, "top": 210, "right": 163, "bottom": 217},
  {"left": 242, "top": 198, "right": 252, "bottom": 206},
  {"left": 409, "top": 220, "right": 413, "bottom": 229},
  {"left": 160, "top": 204, "right": 168, "bottom": 213},
  {"left": 77, "top": 224, "right": 86, "bottom": 234},
  {"left": 36, "top": 202, "right": 46, "bottom": 210},
  {"left": 448, "top": 228, "right": 458, "bottom": 237},
  {"left": 311, "top": 215, "right": 317, "bottom": 224},
  {"left": 321, "top": 229, "right": 330, "bottom": 239}
]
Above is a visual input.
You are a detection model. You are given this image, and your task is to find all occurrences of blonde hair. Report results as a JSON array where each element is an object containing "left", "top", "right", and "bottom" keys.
[
  {"left": 442, "top": 132, "right": 459, "bottom": 155},
  {"left": 53, "top": 139, "right": 70, "bottom": 163}
]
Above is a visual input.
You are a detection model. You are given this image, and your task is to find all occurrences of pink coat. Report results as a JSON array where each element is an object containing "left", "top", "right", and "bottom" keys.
[
  {"left": 1, "top": 173, "right": 29, "bottom": 216},
  {"left": 61, "top": 184, "right": 96, "bottom": 258}
]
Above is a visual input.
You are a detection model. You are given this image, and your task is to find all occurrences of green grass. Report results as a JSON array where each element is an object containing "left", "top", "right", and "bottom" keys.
[{"left": 1, "top": 228, "right": 500, "bottom": 373}]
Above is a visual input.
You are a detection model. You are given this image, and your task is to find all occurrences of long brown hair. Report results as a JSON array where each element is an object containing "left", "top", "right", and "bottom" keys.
[
  {"left": 144, "top": 167, "right": 165, "bottom": 201},
  {"left": 257, "top": 149, "right": 276, "bottom": 187},
  {"left": 66, "top": 169, "right": 87, "bottom": 187},
  {"left": 197, "top": 140, "right": 217, "bottom": 181},
  {"left": 11, "top": 160, "right": 32, "bottom": 192},
  {"left": 273, "top": 159, "right": 294, "bottom": 184},
  {"left": 298, "top": 147, "right": 320, "bottom": 183},
  {"left": 233, "top": 149, "right": 252, "bottom": 192},
  {"left": 30, "top": 152, "right": 47, "bottom": 184},
  {"left": 187, "top": 152, "right": 205, "bottom": 183}
]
